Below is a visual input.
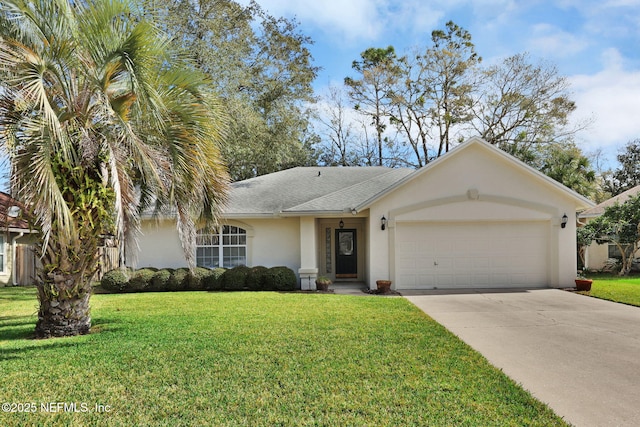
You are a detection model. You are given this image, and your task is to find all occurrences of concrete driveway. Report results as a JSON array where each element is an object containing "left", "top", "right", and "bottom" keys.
[{"left": 403, "top": 289, "right": 640, "bottom": 427}]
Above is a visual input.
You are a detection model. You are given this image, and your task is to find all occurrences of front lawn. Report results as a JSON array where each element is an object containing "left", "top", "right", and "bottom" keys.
[
  {"left": 583, "top": 275, "right": 640, "bottom": 306},
  {"left": 1, "top": 288, "right": 567, "bottom": 426}
]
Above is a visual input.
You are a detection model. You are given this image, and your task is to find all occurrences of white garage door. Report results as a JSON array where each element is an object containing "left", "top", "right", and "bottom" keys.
[{"left": 395, "top": 221, "right": 549, "bottom": 289}]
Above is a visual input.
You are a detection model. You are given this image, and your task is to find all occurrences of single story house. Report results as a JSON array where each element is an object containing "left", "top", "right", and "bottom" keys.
[
  {"left": 0, "top": 192, "right": 36, "bottom": 286},
  {"left": 133, "top": 137, "right": 594, "bottom": 290},
  {"left": 577, "top": 185, "right": 640, "bottom": 271}
]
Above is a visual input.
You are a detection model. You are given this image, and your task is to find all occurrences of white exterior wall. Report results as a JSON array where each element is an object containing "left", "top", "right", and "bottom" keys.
[
  {"left": 134, "top": 217, "right": 301, "bottom": 274},
  {"left": 248, "top": 218, "right": 300, "bottom": 271},
  {"left": 584, "top": 242, "right": 609, "bottom": 270},
  {"left": 368, "top": 207, "right": 390, "bottom": 288},
  {"left": 368, "top": 142, "right": 582, "bottom": 289},
  {"left": 135, "top": 219, "right": 188, "bottom": 269},
  {"left": 299, "top": 217, "right": 318, "bottom": 290}
]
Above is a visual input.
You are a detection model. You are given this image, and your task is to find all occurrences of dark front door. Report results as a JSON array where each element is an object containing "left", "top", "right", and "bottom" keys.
[{"left": 336, "top": 229, "right": 357, "bottom": 278}]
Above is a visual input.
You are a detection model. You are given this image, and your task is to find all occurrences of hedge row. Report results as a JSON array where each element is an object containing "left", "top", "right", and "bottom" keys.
[{"left": 100, "top": 265, "right": 297, "bottom": 293}]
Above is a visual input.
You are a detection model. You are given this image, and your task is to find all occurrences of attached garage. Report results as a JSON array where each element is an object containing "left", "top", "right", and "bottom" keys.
[
  {"left": 395, "top": 221, "right": 550, "bottom": 289},
  {"left": 365, "top": 137, "right": 594, "bottom": 290}
]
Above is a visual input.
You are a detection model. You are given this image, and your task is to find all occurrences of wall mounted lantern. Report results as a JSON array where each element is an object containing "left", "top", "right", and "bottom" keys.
[
  {"left": 381, "top": 216, "right": 387, "bottom": 231},
  {"left": 561, "top": 213, "right": 568, "bottom": 229},
  {"left": 339, "top": 219, "right": 344, "bottom": 229}
]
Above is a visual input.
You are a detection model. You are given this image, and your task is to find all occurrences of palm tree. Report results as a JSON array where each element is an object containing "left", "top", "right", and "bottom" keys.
[{"left": 0, "top": 0, "right": 229, "bottom": 338}]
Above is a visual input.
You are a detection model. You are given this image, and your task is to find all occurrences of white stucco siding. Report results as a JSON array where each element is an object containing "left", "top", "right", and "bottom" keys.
[
  {"left": 136, "top": 220, "right": 187, "bottom": 269},
  {"left": 247, "top": 218, "right": 300, "bottom": 272},
  {"left": 135, "top": 217, "right": 301, "bottom": 274},
  {"left": 395, "top": 201, "right": 552, "bottom": 222},
  {"left": 584, "top": 242, "right": 609, "bottom": 270},
  {"left": 368, "top": 142, "right": 582, "bottom": 290}
]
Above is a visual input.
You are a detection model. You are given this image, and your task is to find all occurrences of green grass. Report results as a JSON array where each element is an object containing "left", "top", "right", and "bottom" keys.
[
  {"left": 1, "top": 287, "right": 567, "bottom": 426},
  {"left": 583, "top": 275, "right": 640, "bottom": 306}
]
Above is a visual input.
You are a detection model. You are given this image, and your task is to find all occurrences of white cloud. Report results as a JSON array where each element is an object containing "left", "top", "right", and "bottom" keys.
[
  {"left": 244, "top": 0, "right": 444, "bottom": 44},
  {"left": 254, "top": 0, "right": 382, "bottom": 41},
  {"left": 570, "top": 48, "right": 640, "bottom": 155},
  {"left": 528, "top": 23, "right": 589, "bottom": 59}
]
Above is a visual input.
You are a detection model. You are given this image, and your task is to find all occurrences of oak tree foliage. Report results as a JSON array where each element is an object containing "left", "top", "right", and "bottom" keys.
[
  {"left": 605, "top": 139, "right": 640, "bottom": 196},
  {"left": 148, "top": 0, "right": 320, "bottom": 180}
]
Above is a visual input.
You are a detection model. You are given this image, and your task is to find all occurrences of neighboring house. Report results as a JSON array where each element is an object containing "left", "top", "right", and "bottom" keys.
[
  {"left": 133, "top": 137, "right": 594, "bottom": 290},
  {"left": 577, "top": 185, "right": 640, "bottom": 271},
  {"left": 0, "top": 192, "right": 36, "bottom": 286}
]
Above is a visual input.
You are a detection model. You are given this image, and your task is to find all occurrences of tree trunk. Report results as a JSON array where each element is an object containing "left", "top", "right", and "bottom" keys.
[{"left": 35, "top": 274, "right": 92, "bottom": 338}]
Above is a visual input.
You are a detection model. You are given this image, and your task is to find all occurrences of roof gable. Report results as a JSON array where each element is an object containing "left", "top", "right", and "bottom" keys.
[{"left": 354, "top": 137, "right": 595, "bottom": 211}]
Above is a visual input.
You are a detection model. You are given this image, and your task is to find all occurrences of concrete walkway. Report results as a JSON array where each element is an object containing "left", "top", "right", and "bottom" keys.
[{"left": 403, "top": 289, "right": 640, "bottom": 427}]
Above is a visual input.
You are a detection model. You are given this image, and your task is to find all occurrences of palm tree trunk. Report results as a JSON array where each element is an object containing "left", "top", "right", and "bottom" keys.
[{"left": 35, "top": 274, "right": 92, "bottom": 338}]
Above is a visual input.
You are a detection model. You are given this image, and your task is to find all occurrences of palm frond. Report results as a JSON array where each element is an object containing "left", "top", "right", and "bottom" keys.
[{"left": 1, "top": 0, "right": 229, "bottom": 272}]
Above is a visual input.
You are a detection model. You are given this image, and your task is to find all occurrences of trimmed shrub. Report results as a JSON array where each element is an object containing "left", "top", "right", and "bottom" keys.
[
  {"left": 246, "top": 266, "right": 268, "bottom": 291},
  {"left": 129, "top": 268, "right": 156, "bottom": 292},
  {"left": 185, "top": 267, "right": 212, "bottom": 291},
  {"left": 167, "top": 268, "right": 189, "bottom": 291},
  {"left": 264, "top": 266, "right": 297, "bottom": 291},
  {"left": 101, "top": 269, "right": 130, "bottom": 292},
  {"left": 220, "top": 265, "right": 250, "bottom": 291},
  {"left": 203, "top": 268, "right": 226, "bottom": 291},
  {"left": 101, "top": 265, "right": 298, "bottom": 293},
  {"left": 150, "top": 269, "right": 172, "bottom": 292}
]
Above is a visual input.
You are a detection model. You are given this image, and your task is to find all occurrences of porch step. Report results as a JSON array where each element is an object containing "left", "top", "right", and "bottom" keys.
[{"left": 331, "top": 282, "right": 368, "bottom": 295}]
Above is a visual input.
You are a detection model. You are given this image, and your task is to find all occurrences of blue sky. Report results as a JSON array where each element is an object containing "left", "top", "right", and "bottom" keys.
[{"left": 242, "top": 0, "right": 640, "bottom": 168}]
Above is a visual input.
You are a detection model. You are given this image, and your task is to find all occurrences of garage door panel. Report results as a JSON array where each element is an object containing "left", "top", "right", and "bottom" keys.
[
  {"left": 473, "top": 258, "right": 491, "bottom": 269},
  {"left": 398, "top": 241, "right": 417, "bottom": 254},
  {"left": 397, "top": 257, "right": 416, "bottom": 270},
  {"left": 453, "top": 275, "right": 472, "bottom": 287},
  {"left": 398, "top": 274, "right": 416, "bottom": 287},
  {"left": 417, "top": 241, "right": 434, "bottom": 255},
  {"left": 436, "top": 258, "right": 453, "bottom": 270},
  {"left": 491, "top": 257, "right": 511, "bottom": 268},
  {"left": 396, "top": 221, "right": 549, "bottom": 289},
  {"left": 472, "top": 274, "right": 490, "bottom": 286},
  {"left": 436, "top": 274, "right": 455, "bottom": 287},
  {"left": 493, "top": 274, "right": 509, "bottom": 286}
]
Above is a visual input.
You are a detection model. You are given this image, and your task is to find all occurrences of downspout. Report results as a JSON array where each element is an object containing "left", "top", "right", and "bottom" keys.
[{"left": 11, "top": 232, "right": 24, "bottom": 286}]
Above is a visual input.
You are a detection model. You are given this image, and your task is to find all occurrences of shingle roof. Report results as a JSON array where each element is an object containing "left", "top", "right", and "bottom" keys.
[
  {"left": 225, "top": 166, "right": 414, "bottom": 216},
  {"left": 578, "top": 185, "right": 640, "bottom": 218}
]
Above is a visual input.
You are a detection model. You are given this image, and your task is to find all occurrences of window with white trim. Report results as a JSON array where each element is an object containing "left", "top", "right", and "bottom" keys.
[
  {"left": 196, "top": 226, "right": 247, "bottom": 268},
  {"left": 608, "top": 243, "right": 629, "bottom": 259}
]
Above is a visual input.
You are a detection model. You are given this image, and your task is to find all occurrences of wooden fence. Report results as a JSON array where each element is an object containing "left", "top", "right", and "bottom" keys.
[
  {"left": 15, "top": 245, "right": 120, "bottom": 286},
  {"left": 96, "top": 246, "right": 119, "bottom": 281},
  {"left": 15, "top": 244, "right": 37, "bottom": 286}
]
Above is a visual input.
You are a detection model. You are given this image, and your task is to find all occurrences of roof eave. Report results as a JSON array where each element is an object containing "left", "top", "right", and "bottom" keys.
[
  {"left": 279, "top": 208, "right": 356, "bottom": 217},
  {"left": 577, "top": 211, "right": 602, "bottom": 219},
  {"left": 5, "top": 227, "right": 37, "bottom": 234},
  {"left": 222, "top": 212, "right": 281, "bottom": 219}
]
